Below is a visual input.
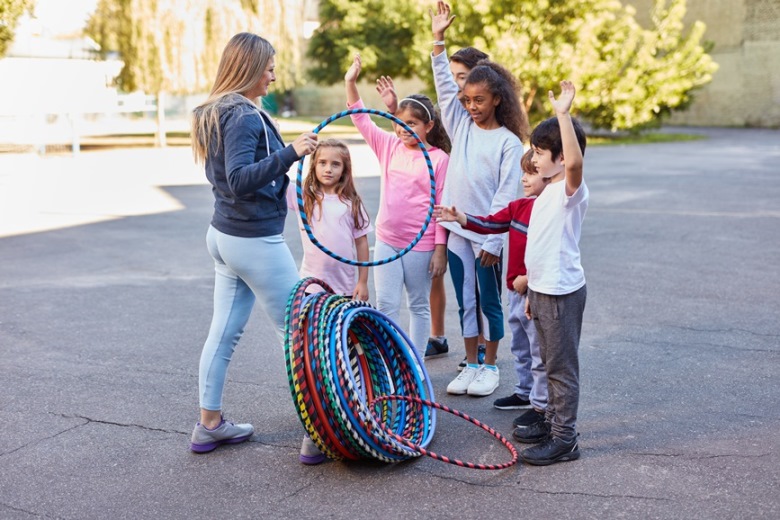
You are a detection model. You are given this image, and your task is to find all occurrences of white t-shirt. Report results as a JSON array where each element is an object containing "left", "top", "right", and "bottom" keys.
[
  {"left": 526, "top": 180, "right": 589, "bottom": 295},
  {"left": 286, "top": 185, "right": 372, "bottom": 295}
]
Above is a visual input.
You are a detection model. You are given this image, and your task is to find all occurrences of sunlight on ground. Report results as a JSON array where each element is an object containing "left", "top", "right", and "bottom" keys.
[
  {"left": 0, "top": 145, "right": 380, "bottom": 238},
  {"left": 0, "top": 148, "right": 204, "bottom": 238}
]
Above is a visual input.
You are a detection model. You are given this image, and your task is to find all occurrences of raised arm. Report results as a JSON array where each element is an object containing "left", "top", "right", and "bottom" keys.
[
  {"left": 430, "top": 1, "right": 455, "bottom": 57},
  {"left": 345, "top": 54, "right": 362, "bottom": 106},
  {"left": 549, "top": 80, "right": 583, "bottom": 196}
]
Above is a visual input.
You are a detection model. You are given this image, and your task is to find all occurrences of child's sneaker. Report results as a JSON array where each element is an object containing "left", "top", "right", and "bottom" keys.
[
  {"left": 456, "top": 344, "right": 486, "bottom": 371},
  {"left": 512, "top": 420, "right": 551, "bottom": 444},
  {"left": 424, "top": 336, "right": 449, "bottom": 359},
  {"left": 513, "top": 408, "right": 546, "bottom": 427},
  {"left": 190, "top": 417, "right": 254, "bottom": 453},
  {"left": 299, "top": 434, "right": 327, "bottom": 465},
  {"left": 520, "top": 436, "right": 580, "bottom": 466},
  {"left": 493, "top": 393, "right": 532, "bottom": 410},
  {"left": 447, "top": 365, "right": 479, "bottom": 394},
  {"left": 467, "top": 366, "right": 500, "bottom": 396}
]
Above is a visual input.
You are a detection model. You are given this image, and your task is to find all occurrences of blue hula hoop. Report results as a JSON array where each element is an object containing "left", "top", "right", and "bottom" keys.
[{"left": 295, "top": 108, "right": 435, "bottom": 267}]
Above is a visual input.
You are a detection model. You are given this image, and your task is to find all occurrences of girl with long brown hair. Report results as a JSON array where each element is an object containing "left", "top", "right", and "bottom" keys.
[{"left": 286, "top": 139, "right": 372, "bottom": 300}]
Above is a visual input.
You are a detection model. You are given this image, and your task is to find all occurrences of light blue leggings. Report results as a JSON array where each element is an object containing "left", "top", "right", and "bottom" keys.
[
  {"left": 373, "top": 240, "right": 434, "bottom": 359},
  {"left": 199, "top": 226, "right": 300, "bottom": 410}
]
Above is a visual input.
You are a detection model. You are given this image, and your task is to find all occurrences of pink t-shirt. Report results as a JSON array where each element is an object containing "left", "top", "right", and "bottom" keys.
[
  {"left": 286, "top": 184, "right": 372, "bottom": 295},
  {"left": 348, "top": 99, "right": 449, "bottom": 251}
]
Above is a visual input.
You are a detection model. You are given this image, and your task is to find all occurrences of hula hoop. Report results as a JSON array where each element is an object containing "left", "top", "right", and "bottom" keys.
[
  {"left": 370, "top": 395, "right": 519, "bottom": 470},
  {"left": 295, "top": 108, "right": 436, "bottom": 267}
]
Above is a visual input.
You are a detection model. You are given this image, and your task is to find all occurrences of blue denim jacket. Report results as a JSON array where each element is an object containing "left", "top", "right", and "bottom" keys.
[{"left": 205, "top": 98, "right": 299, "bottom": 237}]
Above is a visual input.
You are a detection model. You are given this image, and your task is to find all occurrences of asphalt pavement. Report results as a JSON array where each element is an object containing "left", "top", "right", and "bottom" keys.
[{"left": 1, "top": 127, "right": 779, "bottom": 519}]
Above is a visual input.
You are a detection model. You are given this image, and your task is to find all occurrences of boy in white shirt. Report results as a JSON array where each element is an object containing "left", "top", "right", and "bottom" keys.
[{"left": 513, "top": 81, "right": 588, "bottom": 466}]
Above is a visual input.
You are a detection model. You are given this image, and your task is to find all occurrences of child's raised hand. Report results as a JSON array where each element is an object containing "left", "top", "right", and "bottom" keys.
[
  {"left": 548, "top": 80, "right": 576, "bottom": 115},
  {"left": 345, "top": 54, "right": 362, "bottom": 83},
  {"left": 429, "top": 1, "right": 455, "bottom": 39},
  {"left": 376, "top": 76, "right": 398, "bottom": 114}
]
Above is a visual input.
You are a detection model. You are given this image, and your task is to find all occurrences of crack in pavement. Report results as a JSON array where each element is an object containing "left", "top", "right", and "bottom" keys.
[
  {"left": 62, "top": 413, "right": 189, "bottom": 436},
  {"left": 0, "top": 421, "right": 87, "bottom": 457},
  {"left": 0, "top": 500, "right": 63, "bottom": 519},
  {"left": 630, "top": 451, "right": 771, "bottom": 460}
]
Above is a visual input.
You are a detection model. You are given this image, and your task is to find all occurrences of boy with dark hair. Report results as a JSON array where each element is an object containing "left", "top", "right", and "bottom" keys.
[
  {"left": 448, "top": 47, "right": 489, "bottom": 99},
  {"left": 513, "top": 81, "right": 589, "bottom": 466}
]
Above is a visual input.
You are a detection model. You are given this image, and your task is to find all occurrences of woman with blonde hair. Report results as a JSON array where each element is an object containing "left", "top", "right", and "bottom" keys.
[{"left": 189, "top": 32, "right": 322, "bottom": 462}]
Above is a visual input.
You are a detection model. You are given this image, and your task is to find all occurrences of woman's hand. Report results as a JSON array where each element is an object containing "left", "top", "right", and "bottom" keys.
[{"left": 292, "top": 132, "right": 318, "bottom": 157}]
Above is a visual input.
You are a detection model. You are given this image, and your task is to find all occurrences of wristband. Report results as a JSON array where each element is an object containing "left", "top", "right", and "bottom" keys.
[{"left": 432, "top": 40, "right": 445, "bottom": 46}]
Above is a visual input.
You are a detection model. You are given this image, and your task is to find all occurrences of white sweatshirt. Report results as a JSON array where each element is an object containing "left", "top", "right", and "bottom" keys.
[{"left": 431, "top": 50, "right": 524, "bottom": 256}]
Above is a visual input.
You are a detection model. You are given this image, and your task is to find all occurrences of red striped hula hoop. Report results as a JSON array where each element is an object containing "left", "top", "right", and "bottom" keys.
[{"left": 369, "top": 395, "right": 518, "bottom": 470}]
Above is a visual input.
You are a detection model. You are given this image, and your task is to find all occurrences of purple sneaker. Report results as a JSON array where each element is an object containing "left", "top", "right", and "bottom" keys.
[
  {"left": 190, "top": 418, "right": 254, "bottom": 453},
  {"left": 299, "top": 434, "right": 327, "bottom": 465}
]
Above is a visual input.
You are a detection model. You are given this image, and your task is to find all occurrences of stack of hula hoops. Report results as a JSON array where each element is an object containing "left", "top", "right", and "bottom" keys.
[{"left": 284, "top": 277, "right": 435, "bottom": 462}]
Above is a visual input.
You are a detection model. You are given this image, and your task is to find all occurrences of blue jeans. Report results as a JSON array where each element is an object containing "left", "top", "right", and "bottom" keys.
[
  {"left": 508, "top": 290, "right": 547, "bottom": 411},
  {"left": 199, "top": 226, "right": 300, "bottom": 410}
]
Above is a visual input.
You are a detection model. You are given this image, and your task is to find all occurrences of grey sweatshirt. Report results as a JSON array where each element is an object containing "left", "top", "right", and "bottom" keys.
[{"left": 431, "top": 50, "right": 524, "bottom": 256}]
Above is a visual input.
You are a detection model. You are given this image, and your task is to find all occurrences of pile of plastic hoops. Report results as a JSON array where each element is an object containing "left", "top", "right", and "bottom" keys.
[{"left": 284, "top": 277, "right": 435, "bottom": 462}]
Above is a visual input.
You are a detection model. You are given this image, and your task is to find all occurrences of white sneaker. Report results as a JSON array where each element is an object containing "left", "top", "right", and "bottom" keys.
[
  {"left": 447, "top": 365, "right": 479, "bottom": 395},
  {"left": 467, "top": 366, "right": 500, "bottom": 396}
]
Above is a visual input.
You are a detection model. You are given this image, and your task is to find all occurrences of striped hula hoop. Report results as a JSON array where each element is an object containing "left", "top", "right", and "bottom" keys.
[
  {"left": 295, "top": 108, "right": 436, "bottom": 267},
  {"left": 370, "top": 395, "right": 519, "bottom": 470}
]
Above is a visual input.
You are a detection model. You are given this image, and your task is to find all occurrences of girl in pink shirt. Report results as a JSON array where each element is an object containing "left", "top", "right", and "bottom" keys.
[
  {"left": 344, "top": 54, "right": 450, "bottom": 359},
  {"left": 286, "top": 139, "right": 372, "bottom": 300}
]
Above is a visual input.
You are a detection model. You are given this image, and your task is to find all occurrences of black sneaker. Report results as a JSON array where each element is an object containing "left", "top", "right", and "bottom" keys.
[
  {"left": 456, "top": 344, "right": 487, "bottom": 371},
  {"left": 513, "top": 408, "right": 546, "bottom": 428},
  {"left": 512, "top": 420, "right": 550, "bottom": 444},
  {"left": 520, "top": 436, "right": 580, "bottom": 466},
  {"left": 493, "top": 394, "right": 532, "bottom": 410},
  {"left": 424, "top": 337, "right": 449, "bottom": 359}
]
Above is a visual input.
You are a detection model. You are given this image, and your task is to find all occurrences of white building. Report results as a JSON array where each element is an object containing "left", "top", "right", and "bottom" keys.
[{"left": 0, "top": 14, "right": 125, "bottom": 151}]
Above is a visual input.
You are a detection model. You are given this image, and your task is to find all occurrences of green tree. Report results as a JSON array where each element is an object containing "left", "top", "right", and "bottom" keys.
[
  {"left": 0, "top": 0, "right": 33, "bottom": 57},
  {"left": 306, "top": 0, "right": 420, "bottom": 81},
  {"left": 87, "top": 0, "right": 304, "bottom": 145},
  {"left": 307, "top": 0, "right": 717, "bottom": 131}
]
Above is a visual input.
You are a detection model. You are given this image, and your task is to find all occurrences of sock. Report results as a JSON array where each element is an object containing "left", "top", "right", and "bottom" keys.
[
  {"left": 484, "top": 364, "right": 498, "bottom": 372},
  {"left": 467, "top": 363, "right": 480, "bottom": 369}
]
